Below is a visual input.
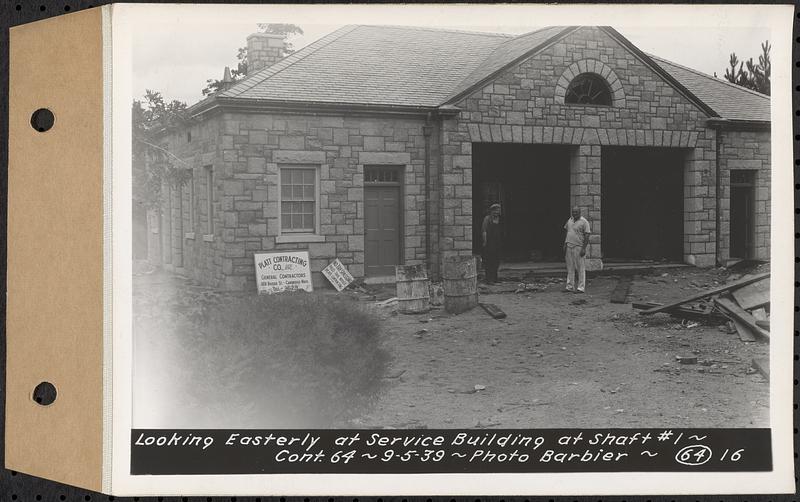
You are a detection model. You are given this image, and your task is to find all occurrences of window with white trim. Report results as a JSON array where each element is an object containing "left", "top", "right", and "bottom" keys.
[{"left": 280, "top": 167, "right": 317, "bottom": 233}]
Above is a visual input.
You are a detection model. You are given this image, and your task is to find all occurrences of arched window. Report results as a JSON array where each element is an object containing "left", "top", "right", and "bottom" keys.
[{"left": 565, "top": 73, "right": 612, "bottom": 106}]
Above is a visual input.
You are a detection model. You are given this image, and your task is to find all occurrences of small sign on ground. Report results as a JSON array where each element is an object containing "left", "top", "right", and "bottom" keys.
[
  {"left": 254, "top": 251, "right": 313, "bottom": 294},
  {"left": 322, "top": 258, "right": 355, "bottom": 291}
]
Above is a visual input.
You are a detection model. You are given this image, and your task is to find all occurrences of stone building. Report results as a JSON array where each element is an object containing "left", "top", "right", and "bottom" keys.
[{"left": 146, "top": 25, "right": 771, "bottom": 290}]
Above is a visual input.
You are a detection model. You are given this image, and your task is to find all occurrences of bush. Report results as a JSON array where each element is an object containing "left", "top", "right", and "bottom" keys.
[{"left": 161, "top": 292, "right": 389, "bottom": 428}]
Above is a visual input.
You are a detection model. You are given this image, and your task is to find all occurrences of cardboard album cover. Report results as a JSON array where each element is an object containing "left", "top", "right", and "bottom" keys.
[{"left": 5, "top": 2, "right": 796, "bottom": 496}]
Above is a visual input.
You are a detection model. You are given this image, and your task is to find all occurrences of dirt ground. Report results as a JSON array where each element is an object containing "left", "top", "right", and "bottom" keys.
[
  {"left": 132, "top": 263, "right": 769, "bottom": 429},
  {"left": 352, "top": 266, "right": 770, "bottom": 429}
]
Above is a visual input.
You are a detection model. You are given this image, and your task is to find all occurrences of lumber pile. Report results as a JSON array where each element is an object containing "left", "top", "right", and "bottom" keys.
[{"left": 633, "top": 272, "right": 770, "bottom": 342}]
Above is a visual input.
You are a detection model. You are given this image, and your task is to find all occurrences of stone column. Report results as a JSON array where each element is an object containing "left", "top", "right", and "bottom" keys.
[
  {"left": 437, "top": 117, "right": 473, "bottom": 275},
  {"left": 569, "top": 145, "right": 602, "bottom": 270},
  {"left": 683, "top": 134, "right": 717, "bottom": 267}
]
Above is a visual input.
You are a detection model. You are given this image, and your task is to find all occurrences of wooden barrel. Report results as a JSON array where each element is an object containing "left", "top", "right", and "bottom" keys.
[
  {"left": 443, "top": 255, "right": 478, "bottom": 314},
  {"left": 395, "top": 264, "right": 430, "bottom": 314}
]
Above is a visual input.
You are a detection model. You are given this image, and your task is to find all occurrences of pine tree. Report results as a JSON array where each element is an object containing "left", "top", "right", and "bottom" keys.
[{"left": 722, "top": 40, "right": 770, "bottom": 95}]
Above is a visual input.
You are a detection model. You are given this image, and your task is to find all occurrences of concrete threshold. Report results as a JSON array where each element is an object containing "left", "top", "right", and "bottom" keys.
[
  {"left": 498, "top": 261, "right": 691, "bottom": 280},
  {"left": 363, "top": 275, "right": 397, "bottom": 285}
]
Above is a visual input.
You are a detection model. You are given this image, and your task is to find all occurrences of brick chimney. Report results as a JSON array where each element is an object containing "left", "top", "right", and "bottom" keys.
[{"left": 246, "top": 32, "right": 286, "bottom": 75}]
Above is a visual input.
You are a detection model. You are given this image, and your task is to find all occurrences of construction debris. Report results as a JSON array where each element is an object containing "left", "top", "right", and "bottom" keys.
[
  {"left": 610, "top": 276, "right": 633, "bottom": 304},
  {"left": 714, "top": 296, "right": 769, "bottom": 341},
  {"left": 731, "top": 278, "right": 770, "bottom": 310},
  {"left": 729, "top": 318, "right": 757, "bottom": 342},
  {"left": 634, "top": 271, "right": 770, "bottom": 343},
  {"left": 751, "top": 357, "right": 769, "bottom": 381},
  {"left": 632, "top": 302, "right": 727, "bottom": 323},
  {"left": 479, "top": 303, "right": 507, "bottom": 319},
  {"left": 638, "top": 272, "right": 769, "bottom": 315},
  {"left": 377, "top": 296, "right": 398, "bottom": 307}
]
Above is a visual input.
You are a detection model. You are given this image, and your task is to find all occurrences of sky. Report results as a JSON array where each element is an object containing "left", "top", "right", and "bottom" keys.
[{"left": 130, "top": 6, "right": 775, "bottom": 106}]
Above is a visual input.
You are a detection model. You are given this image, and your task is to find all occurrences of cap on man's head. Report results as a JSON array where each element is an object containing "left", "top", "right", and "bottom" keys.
[{"left": 489, "top": 203, "right": 501, "bottom": 210}]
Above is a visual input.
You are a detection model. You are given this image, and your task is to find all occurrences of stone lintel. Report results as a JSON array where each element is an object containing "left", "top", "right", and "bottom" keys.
[
  {"left": 358, "top": 151, "right": 411, "bottom": 165},
  {"left": 274, "top": 150, "right": 326, "bottom": 164}
]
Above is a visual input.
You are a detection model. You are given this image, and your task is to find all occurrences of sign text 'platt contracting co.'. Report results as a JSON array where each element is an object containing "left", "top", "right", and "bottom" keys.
[{"left": 254, "top": 251, "right": 313, "bottom": 294}]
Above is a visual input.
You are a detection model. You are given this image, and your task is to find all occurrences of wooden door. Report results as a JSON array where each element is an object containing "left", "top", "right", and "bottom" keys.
[
  {"left": 365, "top": 184, "right": 401, "bottom": 276},
  {"left": 730, "top": 170, "right": 755, "bottom": 259}
]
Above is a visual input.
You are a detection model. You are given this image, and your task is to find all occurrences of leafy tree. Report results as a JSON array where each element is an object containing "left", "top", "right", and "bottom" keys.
[
  {"left": 723, "top": 41, "right": 771, "bottom": 95},
  {"left": 132, "top": 90, "right": 192, "bottom": 210},
  {"left": 202, "top": 23, "right": 304, "bottom": 96}
]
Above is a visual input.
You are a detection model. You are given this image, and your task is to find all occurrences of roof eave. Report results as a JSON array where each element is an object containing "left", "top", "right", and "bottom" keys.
[
  {"left": 189, "top": 96, "right": 446, "bottom": 118},
  {"left": 706, "top": 118, "right": 771, "bottom": 131}
]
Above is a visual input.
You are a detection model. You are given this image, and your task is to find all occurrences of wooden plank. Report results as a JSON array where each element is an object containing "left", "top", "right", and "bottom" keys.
[
  {"left": 751, "top": 307, "right": 768, "bottom": 322},
  {"left": 632, "top": 302, "right": 727, "bottom": 322},
  {"left": 715, "top": 296, "right": 769, "bottom": 340},
  {"left": 639, "top": 272, "right": 770, "bottom": 315},
  {"left": 751, "top": 357, "right": 769, "bottom": 381},
  {"left": 751, "top": 309, "right": 770, "bottom": 332},
  {"left": 610, "top": 276, "right": 632, "bottom": 304},
  {"left": 731, "top": 318, "right": 757, "bottom": 342},
  {"left": 731, "top": 278, "right": 770, "bottom": 310},
  {"left": 479, "top": 303, "right": 507, "bottom": 319}
]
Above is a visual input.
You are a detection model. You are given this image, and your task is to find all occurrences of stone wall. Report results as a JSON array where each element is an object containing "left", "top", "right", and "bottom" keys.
[
  {"left": 160, "top": 116, "right": 225, "bottom": 287},
  {"left": 718, "top": 129, "right": 771, "bottom": 261},
  {"left": 215, "top": 112, "right": 434, "bottom": 290},
  {"left": 153, "top": 25, "right": 771, "bottom": 288},
  {"left": 443, "top": 25, "right": 718, "bottom": 267}
]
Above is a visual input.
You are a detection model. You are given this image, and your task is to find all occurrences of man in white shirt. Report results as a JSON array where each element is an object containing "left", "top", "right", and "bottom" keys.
[{"left": 563, "top": 206, "right": 591, "bottom": 293}]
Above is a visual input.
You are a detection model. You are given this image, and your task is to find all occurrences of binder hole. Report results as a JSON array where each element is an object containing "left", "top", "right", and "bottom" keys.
[
  {"left": 30, "top": 108, "right": 55, "bottom": 132},
  {"left": 32, "top": 381, "right": 56, "bottom": 406}
]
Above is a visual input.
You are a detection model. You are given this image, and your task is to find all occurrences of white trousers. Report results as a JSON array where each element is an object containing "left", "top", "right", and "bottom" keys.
[{"left": 565, "top": 245, "right": 586, "bottom": 291}]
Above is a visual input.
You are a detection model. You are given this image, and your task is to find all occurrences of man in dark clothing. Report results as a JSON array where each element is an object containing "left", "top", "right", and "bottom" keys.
[{"left": 481, "top": 203, "right": 502, "bottom": 283}]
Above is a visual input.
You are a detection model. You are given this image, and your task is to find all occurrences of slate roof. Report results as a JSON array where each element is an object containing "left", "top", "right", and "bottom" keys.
[
  {"left": 215, "top": 24, "right": 770, "bottom": 123},
  {"left": 443, "top": 26, "right": 573, "bottom": 101},
  {"left": 220, "top": 25, "right": 513, "bottom": 107},
  {"left": 648, "top": 54, "right": 771, "bottom": 123}
]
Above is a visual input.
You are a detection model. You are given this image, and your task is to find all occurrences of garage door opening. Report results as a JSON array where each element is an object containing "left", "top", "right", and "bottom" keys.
[
  {"left": 472, "top": 143, "right": 571, "bottom": 262},
  {"left": 601, "top": 147, "right": 684, "bottom": 262}
]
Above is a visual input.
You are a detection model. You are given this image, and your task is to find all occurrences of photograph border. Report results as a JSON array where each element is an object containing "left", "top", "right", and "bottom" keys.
[{"left": 111, "top": 2, "right": 794, "bottom": 496}]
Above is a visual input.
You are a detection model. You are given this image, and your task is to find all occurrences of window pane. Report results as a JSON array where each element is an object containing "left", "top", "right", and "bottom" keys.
[
  {"left": 292, "top": 186, "right": 303, "bottom": 199},
  {"left": 303, "top": 185, "right": 314, "bottom": 199},
  {"left": 281, "top": 185, "right": 291, "bottom": 198},
  {"left": 565, "top": 73, "right": 612, "bottom": 106},
  {"left": 292, "top": 214, "right": 302, "bottom": 229},
  {"left": 303, "top": 170, "right": 314, "bottom": 184},
  {"left": 303, "top": 214, "right": 314, "bottom": 229}
]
